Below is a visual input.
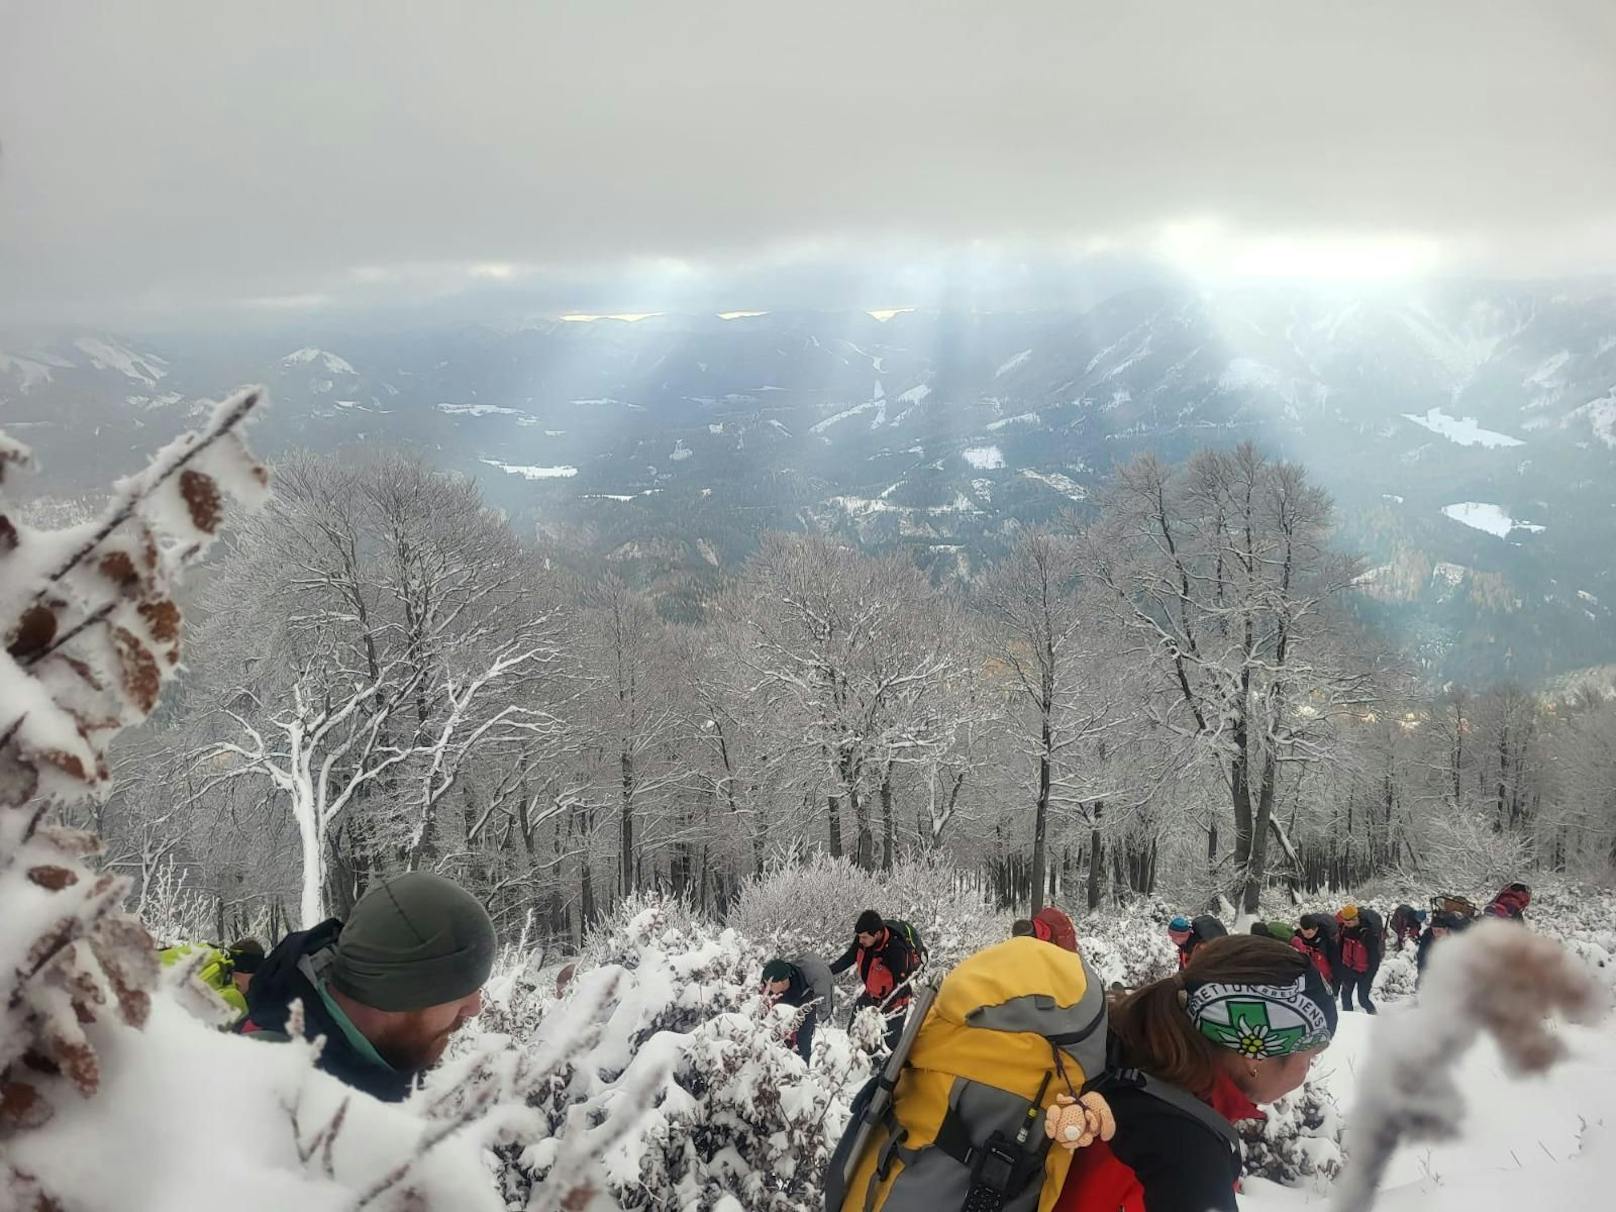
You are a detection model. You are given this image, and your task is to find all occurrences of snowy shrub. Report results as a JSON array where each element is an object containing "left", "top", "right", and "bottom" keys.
[
  {"left": 493, "top": 899, "right": 880, "bottom": 1210},
  {"left": 1241, "top": 1076, "right": 1345, "bottom": 1192},
  {"left": 1070, "top": 895, "right": 1180, "bottom": 988},
  {"left": 1372, "top": 946, "right": 1419, "bottom": 1003},
  {"left": 731, "top": 853, "right": 1006, "bottom": 975}
]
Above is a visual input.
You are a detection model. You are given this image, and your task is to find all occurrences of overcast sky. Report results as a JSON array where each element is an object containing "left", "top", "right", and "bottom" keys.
[{"left": 2, "top": 0, "right": 1614, "bottom": 326}]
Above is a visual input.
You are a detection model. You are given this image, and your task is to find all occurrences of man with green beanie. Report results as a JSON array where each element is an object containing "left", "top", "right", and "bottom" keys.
[
  {"left": 238, "top": 872, "right": 496, "bottom": 1101},
  {"left": 761, "top": 954, "right": 834, "bottom": 1062}
]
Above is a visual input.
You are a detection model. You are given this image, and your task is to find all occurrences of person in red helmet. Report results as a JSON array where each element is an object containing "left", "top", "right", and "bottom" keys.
[{"left": 1012, "top": 904, "right": 1080, "bottom": 952}]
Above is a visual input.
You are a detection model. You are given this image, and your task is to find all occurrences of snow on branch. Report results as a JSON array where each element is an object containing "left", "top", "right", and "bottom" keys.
[
  {"left": 0, "top": 391, "right": 269, "bottom": 1198},
  {"left": 1331, "top": 921, "right": 1610, "bottom": 1212},
  {"left": 2, "top": 388, "right": 269, "bottom": 808}
]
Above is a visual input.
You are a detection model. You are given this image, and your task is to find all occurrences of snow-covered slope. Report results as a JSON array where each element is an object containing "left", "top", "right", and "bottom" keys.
[{"left": 1247, "top": 1012, "right": 1616, "bottom": 1211}]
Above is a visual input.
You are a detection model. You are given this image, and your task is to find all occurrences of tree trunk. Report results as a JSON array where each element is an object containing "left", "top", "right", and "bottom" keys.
[
  {"left": 298, "top": 809, "right": 325, "bottom": 930},
  {"left": 1032, "top": 711, "right": 1052, "bottom": 912},
  {"left": 827, "top": 794, "right": 844, "bottom": 858},
  {"left": 1243, "top": 750, "right": 1277, "bottom": 913},
  {"left": 880, "top": 768, "right": 896, "bottom": 871},
  {"left": 1086, "top": 802, "right": 1105, "bottom": 911},
  {"left": 620, "top": 744, "right": 635, "bottom": 896},
  {"left": 1229, "top": 730, "right": 1255, "bottom": 904}
]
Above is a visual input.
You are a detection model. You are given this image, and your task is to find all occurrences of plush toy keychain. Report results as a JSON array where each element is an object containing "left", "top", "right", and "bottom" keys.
[{"left": 1044, "top": 1090, "right": 1117, "bottom": 1150}]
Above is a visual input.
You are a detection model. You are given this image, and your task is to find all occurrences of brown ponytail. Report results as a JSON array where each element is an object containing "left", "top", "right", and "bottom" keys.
[{"left": 1109, "top": 934, "right": 1310, "bottom": 1095}]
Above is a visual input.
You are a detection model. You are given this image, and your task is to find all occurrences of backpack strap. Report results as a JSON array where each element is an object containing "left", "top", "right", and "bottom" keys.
[{"left": 1108, "top": 1067, "right": 1241, "bottom": 1156}]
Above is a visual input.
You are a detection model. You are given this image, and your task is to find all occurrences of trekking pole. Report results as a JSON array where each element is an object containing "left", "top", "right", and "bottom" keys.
[{"left": 838, "top": 981, "right": 938, "bottom": 1193}]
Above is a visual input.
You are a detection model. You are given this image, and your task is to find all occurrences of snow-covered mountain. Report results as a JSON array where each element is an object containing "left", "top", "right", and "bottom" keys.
[{"left": 5, "top": 281, "right": 1615, "bottom": 680}]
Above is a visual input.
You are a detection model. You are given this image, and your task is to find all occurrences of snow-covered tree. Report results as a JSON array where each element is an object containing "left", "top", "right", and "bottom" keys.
[
  {"left": 1085, "top": 445, "right": 1371, "bottom": 911},
  {"left": 178, "top": 456, "right": 571, "bottom": 927}
]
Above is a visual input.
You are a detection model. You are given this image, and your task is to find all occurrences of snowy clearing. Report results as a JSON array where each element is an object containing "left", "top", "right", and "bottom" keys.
[
  {"left": 987, "top": 411, "right": 1041, "bottom": 431},
  {"left": 1020, "top": 467, "right": 1087, "bottom": 500},
  {"left": 810, "top": 389, "right": 884, "bottom": 435},
  {"left": 438, "top": 402, "right": 532, "bottom": 420},
  {"left": 996, "top": 348, "right": 1033, "bottom": 378},
  {"left": 0, "top": 351, "right": 57, "bottom": 391},
  {"left": 1569, "top": 394, "right": 1616, "bottom": 449},
  {"left": 1403, "top": 407, "right": 1523, "bottom": 449},
  {"left": 1442, "top": 501, "right": 1546, "bottom": 538},
  {"left": 73, "top": 336, "right": 167, "bottom": 386},
  {"left": 962, "top": 444, "right": 1005, "bottom": 469},
  {"left": 480, "top": 458, "right": 578, "bottom": 479}
]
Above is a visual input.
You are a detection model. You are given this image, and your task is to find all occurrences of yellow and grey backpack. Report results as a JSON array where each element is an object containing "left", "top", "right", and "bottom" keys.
[{"left": 826, "top": 936, "right": 1108, "bottom": 1212}]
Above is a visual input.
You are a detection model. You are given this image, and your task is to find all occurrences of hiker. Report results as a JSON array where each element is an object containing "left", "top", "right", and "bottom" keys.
[
  {"left": 1294, "top": 913, "right": 1339, "bottom": 991},
  {"left": 239, "top": 872, "right": 495, "bottom": 1102},
  {"left": 1334, "top": 904, "right": 1384, "bottom": 1014},
  {"left": 1388, "top": 904, "right": 1426, "bottom": 950},
  {"left": 1052, "top": 935, "right": 1338, "bottom": 1212},
  {"left": 830, "top": 909, "right": 919, "bottom": 1049},
  {"left": 762, "top": 955, "right": 834, "bottom": 1062},
  {"left": 1167, "top": 914, "right": 1226, "bottom": 970},
  {"left": 158, "top": 936, "right": 265, "bottom": 1020},
  {"left": 1483, "top": 882, "right": 1532, "bottom": 922},
  {"left": 1013, "top": 905, "right": 1079, "bottom": 952},
  {"left": 1416, "top": 910, "right": 1471, "bottom": 985}
]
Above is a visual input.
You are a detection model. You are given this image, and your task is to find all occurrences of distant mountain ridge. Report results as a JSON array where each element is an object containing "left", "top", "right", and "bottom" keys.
[{"left": 5, "top": 281, "right": 1614, "bottom": 680}]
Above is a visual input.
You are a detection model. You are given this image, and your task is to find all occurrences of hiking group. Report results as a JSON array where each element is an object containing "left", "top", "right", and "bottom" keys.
[
  {"left": 815, "top": 880, "right": 1531, "bottom": 1212},
  {"left": 160, "top": 874, "right": 1531, "bottom": 1210}
]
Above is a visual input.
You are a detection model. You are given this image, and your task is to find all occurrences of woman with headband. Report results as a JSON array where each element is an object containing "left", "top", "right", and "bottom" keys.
[{"left": 1054, "top": 934, "right": 1338, "bottom": 1212}]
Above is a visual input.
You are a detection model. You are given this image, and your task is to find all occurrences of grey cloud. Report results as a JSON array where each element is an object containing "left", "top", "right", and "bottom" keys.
[{"left": 2, "top": 0, "right": 1614, "bottom": 326}]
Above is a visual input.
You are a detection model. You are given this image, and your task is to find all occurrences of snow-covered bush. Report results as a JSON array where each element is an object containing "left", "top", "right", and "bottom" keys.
[
  {"left": 1069, "top": 894, "right": 1180, "bottom": 988},
  {"left": 1241, "top": 1076, "right": 1346, "bottom": 1192},
  {"left": 731, "top": 854, "right": 1006, "bottom": 974},
  {"left": 493, "top": 899, "right": 880, "bottom": 1210}
]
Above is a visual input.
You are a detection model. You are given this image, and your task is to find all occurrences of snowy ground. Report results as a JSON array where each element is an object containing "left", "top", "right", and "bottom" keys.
[{"left": 1247, "top": 1010, "right": 1616, "bottom": 1210}]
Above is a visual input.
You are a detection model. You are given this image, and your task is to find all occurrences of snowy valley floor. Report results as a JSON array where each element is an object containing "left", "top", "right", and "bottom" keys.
[{"left": 1247, "top": 1010, "right": 1616, "bottom": 1211}]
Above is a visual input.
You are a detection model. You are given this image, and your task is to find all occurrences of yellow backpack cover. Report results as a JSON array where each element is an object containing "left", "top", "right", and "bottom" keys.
[{"left": 827, "top": 936, "right": 1108, "bottom": 1212}]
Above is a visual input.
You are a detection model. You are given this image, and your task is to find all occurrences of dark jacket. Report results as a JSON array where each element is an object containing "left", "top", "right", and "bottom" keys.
[
  {"left": 239, "top": 919, "right": 413, "bottom": 1103},
  {"left": 1389, "top": 904, "right": 1425, "bottom": 947},
  {"left": 829, "top": 926, "right": 916, "bottom": 1007},
  {"left": 1054, "top": 1072, "right": 1253, "bottom": 1212},
  {"left": 1297, "top": 914, "right": 1340, "bottom": 990},
  {"left": 1176, "top": 914, "right": 1229, "bottom": 970},
  {"left": 769, "top": 965, "right": 818, "bottom": 1061}
]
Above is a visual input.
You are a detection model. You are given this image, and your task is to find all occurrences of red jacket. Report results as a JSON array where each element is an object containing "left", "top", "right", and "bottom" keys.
[
  {"left": 1290, "top": 933, "right": 1333, "bottom": 986},
  {"left": 829, "top": 927, "right": 915, "bottom": 1007},
  {"left": 1054, "top": 1073, "right": 1259, "bottom": 1212}
]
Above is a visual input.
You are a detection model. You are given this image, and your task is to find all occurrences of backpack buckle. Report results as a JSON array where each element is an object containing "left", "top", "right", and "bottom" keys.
[{"left": 875, "top": 1127, "right": 907, "bottom": 1182}]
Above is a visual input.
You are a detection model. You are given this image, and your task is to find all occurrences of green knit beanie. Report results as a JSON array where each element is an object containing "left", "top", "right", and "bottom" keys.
[{"left": 330, "top": 872, "right": 496, "bottom": 1012}]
